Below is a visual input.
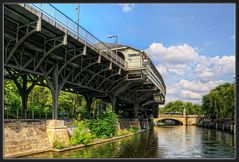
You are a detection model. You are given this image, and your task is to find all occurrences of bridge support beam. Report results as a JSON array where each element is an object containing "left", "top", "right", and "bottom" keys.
[
  {"left": 51, "top": 65, "right": 60, "bottom": 119},
  {"left": 20, "top": 74, "right": 30, "bottom": 119},
  {"left": 134, "top": 102, "right": 139, "bottom": 118},
  {"left": 41, "top": 63, "right": 61, "bottom": 119},
  {"left": 85, "top": 96, "right": 93, "bottom": 119},
  {"left": 110, "top": 95, "right": 118, "bottom": 114}
]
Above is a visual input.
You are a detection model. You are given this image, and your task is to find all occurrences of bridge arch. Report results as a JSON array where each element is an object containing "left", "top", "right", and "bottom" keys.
[{"left": 155, "top": 118, "right": 183, "bottom": 125}]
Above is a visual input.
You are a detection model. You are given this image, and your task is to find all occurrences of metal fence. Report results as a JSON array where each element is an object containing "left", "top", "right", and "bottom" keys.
[
  {"left": 23, "top": 3, "right": 127, "bottom": 70},
  {"left": 4, "top": 108, "right": 70, "bottom": 120}
]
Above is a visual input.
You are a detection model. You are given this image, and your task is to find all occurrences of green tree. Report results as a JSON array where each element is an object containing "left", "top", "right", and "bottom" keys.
[
  {"left": 4, "top": 79, "right": 21, "bottom": 117},
  {"left": 202, "top": 83, "right": 235, "bottom": 120},
  {"left": 159, "top": 100, "right": 202, "bottom": 115},
  {"left": 58, "top": 91, "right": 86, "bottom": 119}
]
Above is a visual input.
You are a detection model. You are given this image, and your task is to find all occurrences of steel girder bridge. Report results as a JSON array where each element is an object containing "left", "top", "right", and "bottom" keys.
[{"left": 4, "top": 3, "right": 166, "bottom": 119}]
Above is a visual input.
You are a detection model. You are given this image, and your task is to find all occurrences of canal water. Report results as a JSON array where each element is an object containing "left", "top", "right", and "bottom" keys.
[{"left": 23, "top": 126, "right": 235, "bottom": 159}]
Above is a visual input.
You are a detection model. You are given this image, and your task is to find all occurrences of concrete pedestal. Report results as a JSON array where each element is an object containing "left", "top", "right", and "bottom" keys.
[
  {"left": 128, "top": 119, "right": 141, "bottom": 130},
  {"left": 141, "top": 119, "right": 149, "bottom": 129},
  {"left": 46, "top": 120, "right": 69, "bottom": 147}
]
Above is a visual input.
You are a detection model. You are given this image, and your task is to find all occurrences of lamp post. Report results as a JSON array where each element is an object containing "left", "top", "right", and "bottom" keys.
[
  {"left": 183, "top": 106, "right": 186, "bottom": 117},
  {"left": 76, "top": 4, "right": 80, "bottom": 37},
  {"left": 108, "top": 35, "right": 118, "bottom": 55}
]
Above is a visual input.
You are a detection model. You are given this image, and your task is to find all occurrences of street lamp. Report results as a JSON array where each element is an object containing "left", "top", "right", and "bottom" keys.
[
  {"left": 76, "top": 4, "right": 80, "bottom": 37},
  {"left": 108, "top": 35, "right": 118, "bottom": 55},
  {"left": 183, "top": 106, "right": 186, "bottom": 117}
]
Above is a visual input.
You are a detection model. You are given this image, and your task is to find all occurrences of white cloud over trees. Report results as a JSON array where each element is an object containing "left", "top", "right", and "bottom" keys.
[{"left": 145, "top": 43, "right": 235, "bottom": 104}]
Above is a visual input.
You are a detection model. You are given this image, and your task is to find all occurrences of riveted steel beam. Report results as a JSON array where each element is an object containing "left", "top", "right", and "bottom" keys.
[
  {"left": 96, "top": 70, "right": 120, "bottom": 89},
  {"left": 58, "top": 46, "right": 85, "bottom": 75},
  {"left": 72, "top": 55, "right": 101, "bottom": 82},
  {"left": 5, "top": 19, "right": 41, "bottom": 63},
  {"left": 34, "top": 32, "right": 67, "bottom": 71},
  {"left": 114, "top": 82, "right": 133, "bottom": 96},
  {"left": 105, "top": 76, "right": 126, "bottom": 92},
  {"left": 85, "top": 63, "right": 112, "bottom": 87}
]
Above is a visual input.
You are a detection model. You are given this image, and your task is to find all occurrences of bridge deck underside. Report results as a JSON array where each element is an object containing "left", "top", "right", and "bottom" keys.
[{"left": 4, "top": 4, "right": 166, "bottom": 118}]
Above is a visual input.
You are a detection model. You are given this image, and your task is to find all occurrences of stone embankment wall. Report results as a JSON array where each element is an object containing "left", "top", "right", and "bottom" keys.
[
  {"left": 118, "top": 118, "right": 149, "bottom": 130},
  {"left": 4, "top": 118, "right": 149, "bottom": 158},
  {"left": 197, "top": 120, "right": 235, "bottom": 134},
  {"left": 4, "top": 120, "right": 51, "bottom": 158}
]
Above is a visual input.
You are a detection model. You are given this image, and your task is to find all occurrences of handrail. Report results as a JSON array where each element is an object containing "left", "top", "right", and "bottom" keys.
[
  {"left": 24, "top": 3, "right": 127, "bottom": 70},
  {"left": 143, "top": 56, "right": 166, "bottom": 95},
  {"left": 158, "top": 114, "right": 200, "bottom": 117}
]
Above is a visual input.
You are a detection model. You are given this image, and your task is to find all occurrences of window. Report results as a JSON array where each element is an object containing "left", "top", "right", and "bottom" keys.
[{"left": 128, "top": 53, "right": 140, "bottom": 57}]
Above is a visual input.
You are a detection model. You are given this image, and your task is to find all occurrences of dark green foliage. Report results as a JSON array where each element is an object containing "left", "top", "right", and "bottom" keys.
[
  {"left": 4, "top": 79, "right": 87, "bottom": 119},
  {"left": 159, "top": 100, "right": 202, "bottom": 115},
  {"left": 53, "top": 140, "right": 66, "bottom": 149},
  {"left": 69, "top": 112, "right": 118, "bottom": 145},
  {"left": 58, "top": 91, "right": 86, "bottom": 119},
  {"left": 89, "top": 112, "right": 118, "bottom": 138},
  {"left": 129, "top": 127, "right": 139, "bottom": 133},
  {"left": 202, "top": 83, "right": 235, "bottom": 120},
  {"left": 69, "top": 121, "right": 96, "bottom": 145},
  {"left": 4, "top": 79, "right": 21, "bottom": 111}
]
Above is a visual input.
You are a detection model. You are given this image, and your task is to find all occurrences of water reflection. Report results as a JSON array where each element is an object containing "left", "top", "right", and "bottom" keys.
[{"left": 23, "top": 126, "right": 235, "bottom": 159}]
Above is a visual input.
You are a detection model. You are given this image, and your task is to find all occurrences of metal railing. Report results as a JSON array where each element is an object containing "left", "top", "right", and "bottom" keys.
[
  {"left": 143, "top": 57, "right": 166, "bottom": 96},
  {"left": 158, "top": 114, "right": 200, "bottom": 117},
  {"left": 4, "top": 108, "right": 70, "bottom": 119},
  {"left": 21, "top": 3, "right": 127, "bottom": 70},
  {"left": 4, "top": 108, "right": 52, "bottom": 119}
]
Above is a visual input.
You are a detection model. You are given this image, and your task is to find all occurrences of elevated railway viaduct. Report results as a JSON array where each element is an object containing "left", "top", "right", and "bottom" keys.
[{"left": 4, "top": 3, "right": 166, "bottom": 120}]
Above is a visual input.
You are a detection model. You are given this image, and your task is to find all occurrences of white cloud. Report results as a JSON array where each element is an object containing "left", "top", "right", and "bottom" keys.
[
  {"left": 167, "top": 87, "right": 177, "bottom": 94},
  {"left": 165, "top": 79, "right": 227, "bottom": 104},
  {"left": 145, "top": 42, "right": 235, "bottom": 104},
  {"left": 145, "top": 42, "right": 235, "bottom": 81},
  {"left": 196, "top": 55, "right": 235, "bottom": 81},
  {"left": 175, "top": 79, "right": 226, "bottom": 93},
  {"left": 156, "top": 65, "right": 167, "bottom": 75},
  {"left": 119, "top": 4, "right": 135, "bottom": 12},
  {"left": 146, "top": 43, "right": 199, "bottom": 64},
  {"left": 181, "top": 90, "right": 202, "bottom": 100},
  {"left": 166, "top": 63, "right": 188, "bottom": 75}
]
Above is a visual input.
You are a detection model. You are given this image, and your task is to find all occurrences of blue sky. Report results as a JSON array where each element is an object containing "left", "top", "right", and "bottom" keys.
[
  {"left": 51, "top": 3, "right": 235, "bottom": 56},
  {"left": 43, "top": 3, "right": 235, "bottom": 104}
]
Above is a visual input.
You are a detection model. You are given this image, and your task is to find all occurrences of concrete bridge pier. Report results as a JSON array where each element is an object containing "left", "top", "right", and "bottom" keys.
[{"left": 46, "top": 119, "right": 69, "bottom": 147}]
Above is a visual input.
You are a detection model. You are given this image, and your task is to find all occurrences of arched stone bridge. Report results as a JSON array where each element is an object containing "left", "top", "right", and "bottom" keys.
[{"left": 154, "top": 115, "right": 202, "bottom": 125}]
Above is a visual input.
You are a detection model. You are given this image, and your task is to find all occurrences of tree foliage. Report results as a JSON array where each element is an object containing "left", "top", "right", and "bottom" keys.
[
  {"left": 4, "top": 79, "right": 108, "bottom": 119},
  {"left": 4, "top": 79, "right": 21, "bottom": 111},
  {"left": 202, "top": 83, "right": 235, "bottom": 120},
  {"left": 159, "top": 100, "right": 202, "bottom": 115}
]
